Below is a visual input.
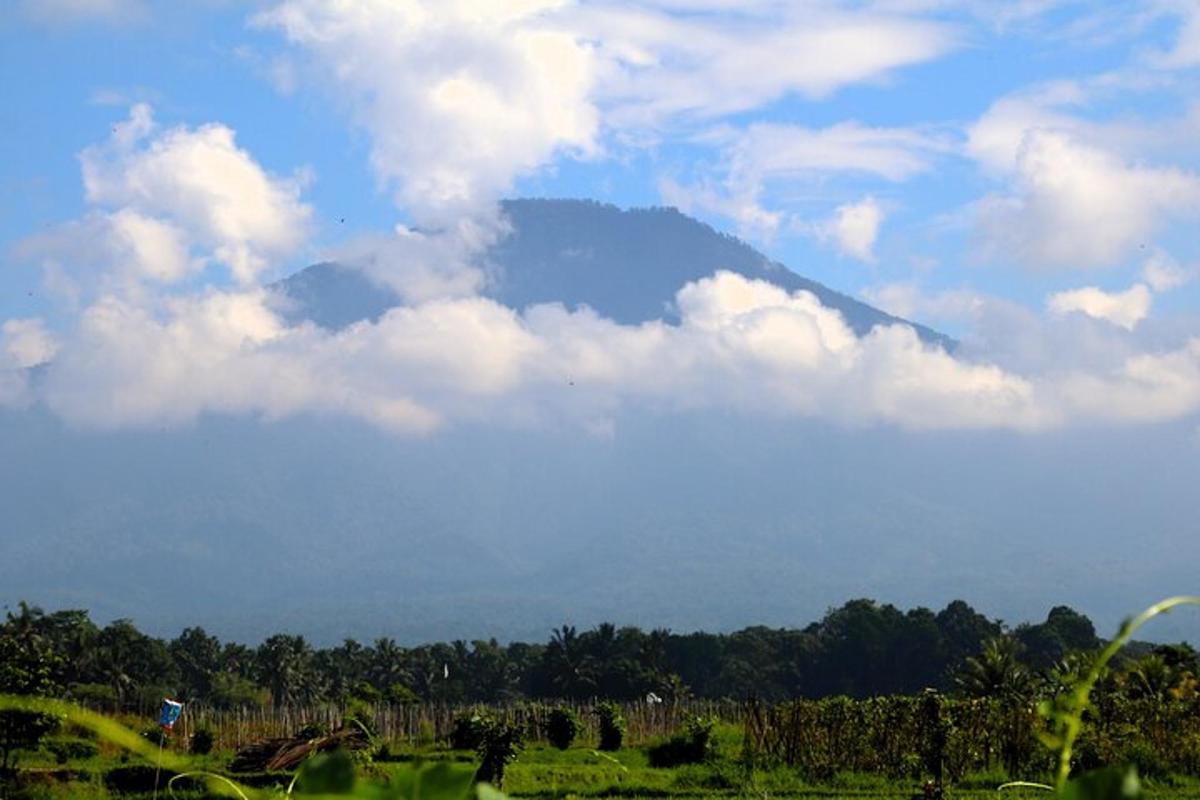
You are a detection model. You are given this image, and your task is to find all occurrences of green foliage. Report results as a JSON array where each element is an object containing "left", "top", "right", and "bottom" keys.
[
  {"left": 0, "top": 612, "right": 63, "bottom": 773},
  {"left": 450, "top": 712, "right": 488, "bottom": 751},
  {"left": 294, "top": 749, "right": 357, "bottom": 794},
  {"left": 594, "top": 702, "right": 625, "bottom": 751},
  {"left": 190, "top": 727, "right": 215, "bottom": 756},
  {"left": 545, "top": 706, "right": 580, "bottom": 750},
  {"left": 44, "top": 736, "right": 99, "bottom": 764},
  {"left": 386, "top": 683, "right": 420, "bottom": 705},
  {"left": 391, "top": 759, "right": 478, "bottom": 800},
  {"left": 954, "top": 637, "right": 1036, "bottom": 701},
  {"left": 0, "top": 694, "right": 513, "bottom": 800},
  {"left": 474, "top": 716, "right": 524, "bottom": 788},
  {"left": 647, "top": 715, "right": 715, "bottom": 767}
]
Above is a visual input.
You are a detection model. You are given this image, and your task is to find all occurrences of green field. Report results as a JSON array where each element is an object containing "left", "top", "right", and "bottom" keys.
[{"left": 5, "top": 718, "right": 1200, "bottom": 800}]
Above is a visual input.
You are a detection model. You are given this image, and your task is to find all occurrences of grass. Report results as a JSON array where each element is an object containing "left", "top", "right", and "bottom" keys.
[{"left": 6, "top": 737, "right": 1200, "bottom": 800}]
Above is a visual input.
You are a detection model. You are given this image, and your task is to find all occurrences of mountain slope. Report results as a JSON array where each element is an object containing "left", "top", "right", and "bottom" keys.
[{"left": 275, "top": 199, "right": 954, "bottom": 348}]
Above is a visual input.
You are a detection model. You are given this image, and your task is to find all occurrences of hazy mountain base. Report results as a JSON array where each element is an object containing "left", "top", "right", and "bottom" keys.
[{"left": 1, "top": 406, "right": 1196, "bottom": 644}]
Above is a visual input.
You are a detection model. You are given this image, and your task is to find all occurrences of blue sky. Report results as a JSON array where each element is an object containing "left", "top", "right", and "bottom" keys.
[{"left": 2, "top": 0, "right": 1200, "bottom": 434}]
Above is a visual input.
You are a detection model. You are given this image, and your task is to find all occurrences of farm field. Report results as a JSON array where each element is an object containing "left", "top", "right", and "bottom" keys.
[{"left": 5, "top": 705, "right": 1200, "bottom": 800}]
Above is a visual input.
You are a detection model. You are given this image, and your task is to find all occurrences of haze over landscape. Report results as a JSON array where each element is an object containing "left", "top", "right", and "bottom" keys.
[{"left": 2, "top": 1, "right": 1200, "bottom": 645}]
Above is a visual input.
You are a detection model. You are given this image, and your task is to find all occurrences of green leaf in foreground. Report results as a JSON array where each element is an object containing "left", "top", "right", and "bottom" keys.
[{"left": 1058, "top": 766, "right": 1141, "bottom": 800}]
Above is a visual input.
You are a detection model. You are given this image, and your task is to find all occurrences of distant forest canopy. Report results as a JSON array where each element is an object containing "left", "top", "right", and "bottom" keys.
[{"left": 1, "top": 598, "right": 1193, "bottom": 709}]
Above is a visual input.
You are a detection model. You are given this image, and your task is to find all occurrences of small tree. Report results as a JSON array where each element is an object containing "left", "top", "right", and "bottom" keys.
[
  {"left": 595, "top": 702, "right": 625, "bottom": 752},
  {"left": 546, "top": 706, "right": 580, "bottom": 750},
  {"left": 474, "top": 717, "right": 523, "bottom": 788},
  {"left": 190, "top": 728, "right": 215, "bottom": 756},
  {"left": 0, "top": 624, "right": 62, "bottom": 773}
]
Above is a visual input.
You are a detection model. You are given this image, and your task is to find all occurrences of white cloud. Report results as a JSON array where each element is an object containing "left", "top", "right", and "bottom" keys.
[
  {"left": 254, "top": 0, "right": 599, "bottom": 227},
  {"left": 861, "top": 283, "right": 986, "bottom": 324},
  {"left": 1047, "top": 283, "right": 1153, "bottom": 330},
  {"left": 324, "top": 227, "right": 490, "bottom": 306},
  {"left": 1141, "top": 249, "right": 1194, "bottom": 291},
  {"left": 0, "top": 319, "right": 58, "bottom": 410},
  {"left": 1151, "top": 0, "right": 1200, "bottom": 68},
  {"left": 574, "top": 2, "right": 959, "bottom": 127},
  {"left": 822, "top": 196, "right": 884, "bottom": 262},
  {"left": 255, "top": 1, "right": 957, "bottom": 231},
  {"left": 974, "top": 130, "right": 1200, "bottom": 269},
  {"left": 34, "top": 270, "right": 1049, "bottom": 433},
  {"left": 968, "top": 84, "right": 1200, "bottom": 270},
  {"left": 3, "top": 319, "right": 58, "bottom": 369},
  {"left": 77, "top": 104, "right": 312, "bottom": 284},
  {"left": 660, "top": 121, "right": 941, "bottom": 238}
]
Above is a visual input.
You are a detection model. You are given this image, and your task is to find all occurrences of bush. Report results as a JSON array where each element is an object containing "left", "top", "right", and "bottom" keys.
[
  {"left": 546, "top": 707, "right": 580, "bottom": 750},
  {"left": 475, "top": 718, "right": 523, "bottom": 788},
  {"left": 449, "top": 712, "right": 488, "bottom": 751},
  {"left": 647, "top": 715, "right": 715, "bottom": 767},
  {"left": 595, "top": 702, "right": 625, "bottom": 752},
  {"left": 190, "top": 727, "right": 215, "bottom": 756},
  {"left": 45, "top": 736, "right": 99, "bottom": 764}
]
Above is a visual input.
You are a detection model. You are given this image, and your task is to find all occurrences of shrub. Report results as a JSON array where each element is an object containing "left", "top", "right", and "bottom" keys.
[
  {"left": 647, "top": 715, "right": 715, "bottom": 767},
  {"left": 190, "top": 727, "right": 215, "bottom": 756},
  {"left": 449, "top": 712, "right": 488, "bottom": 751},
  {"left": 546, "top": 707, "right": 580, "bottom": 750},
  {"left": 475, "top": 717, "right": 523, "bottom": 788},
  {"left": 595, "top": 702, "right": 625, "bottom": 752},
  {"left": 45, "top": 736, "right": 99, "bottom": 764}
]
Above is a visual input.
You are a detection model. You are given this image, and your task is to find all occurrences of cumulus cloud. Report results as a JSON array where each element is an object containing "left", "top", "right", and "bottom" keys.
[
  {"left": 1047, "top": 284, "right": 1153, "bottom": 330},
  {"left": 76, "top": 104, "right": 312, "bottom": 284},
  {"left": 254, "top": 1, "right": 956, "bottom": 232},
  {"left": 974, "top": 129, "right": 1200, "bottom": 269},
  {"left": 22, "top": 258, "right": 1200, "bottom": 436},
  {"left": 822, "top": 197, "right": 884, "bottom": 262},
  {"left": 1141, "top": 249, "right": 1194, "bottom": 291},
  {"left": 31, "top": 270, "right": 1048, "bottom": 433},
  {"left": 18, "top": 105, "right": 312, "bottom": 305},
  {"left": 968, "top": 86, "right": 1200, "bottom": 270},
  {"left": 254, "top": 1, "right": 599, "bottom": 227},
  {"left": 3, "top": 319, "right": 59, "bottom": 368}
]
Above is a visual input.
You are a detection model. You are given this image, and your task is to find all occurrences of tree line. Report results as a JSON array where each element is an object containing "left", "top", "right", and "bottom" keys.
[{"left": 1, "top": 598, "right": 1193, "bottom": 712}]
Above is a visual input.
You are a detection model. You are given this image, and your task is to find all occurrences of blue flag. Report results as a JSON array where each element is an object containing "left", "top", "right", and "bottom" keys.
[{"left": 158, "top": 698, "right": 183, "bottom": 730}]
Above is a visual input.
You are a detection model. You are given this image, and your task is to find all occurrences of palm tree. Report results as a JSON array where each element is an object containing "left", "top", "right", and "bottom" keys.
[
  {"left": 1124, "top": 654, "right": 1178, "bottom": 703},
  {"left": 544, "top": 625, "right": 597, "bottom": 699},
  {"left": 256, "top": 634, "right": 324, "bottom": 706},
  {"left": 954, "top": 637, "right": 1035, "bottom": 701}
]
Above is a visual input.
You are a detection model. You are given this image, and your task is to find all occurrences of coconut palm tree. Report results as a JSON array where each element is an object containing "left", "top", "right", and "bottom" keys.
[{"left": 954, "top": 636, "right": 1036, "bottom": 701}]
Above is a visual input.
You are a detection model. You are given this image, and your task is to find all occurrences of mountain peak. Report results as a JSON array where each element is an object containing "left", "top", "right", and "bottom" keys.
[{"left": 276, "top": 198, "right": 954, "bottom": 349}]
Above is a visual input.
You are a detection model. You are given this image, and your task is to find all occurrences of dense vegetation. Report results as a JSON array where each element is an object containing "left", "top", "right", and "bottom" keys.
[
  {"left": 4, "top": 596, "right": 1199, "bottom": 799},
  {"left": 0, "top": 598, "right": 1158, "bottom": 712}
]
